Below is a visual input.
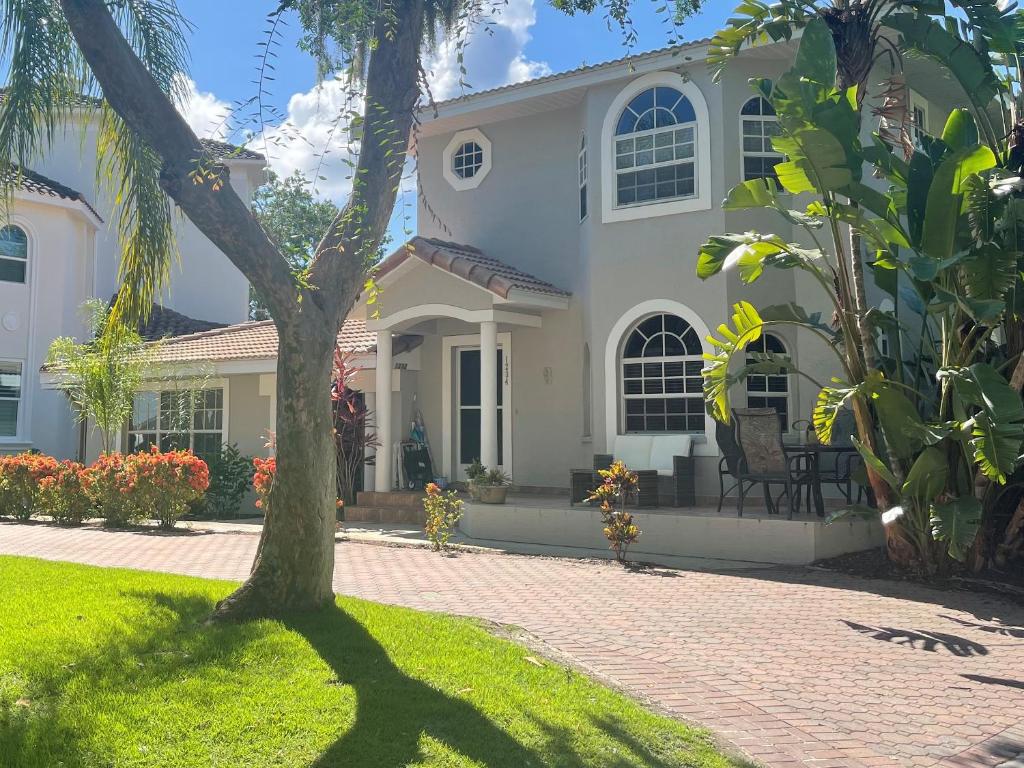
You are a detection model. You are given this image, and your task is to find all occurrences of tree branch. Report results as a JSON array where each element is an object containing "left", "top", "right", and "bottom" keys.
[
  {"left": 307, "top": 0, "right": 425, "bottom": 327},
  {"left": 59, "top": 0, "right": 301, "bottom": 324}
]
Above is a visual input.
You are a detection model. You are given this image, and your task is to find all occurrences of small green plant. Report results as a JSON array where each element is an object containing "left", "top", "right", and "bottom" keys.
[
  {"left": 423, "top": 482, "right": 463, "bottom": 552},
  {"left": 587, "top": 460, "right": 641, "bottom": 563},
  {"left": 195, "top": 444, "right": 253, "bottom": 519},
  {"left": 483, "top": 468, "right": 509, "bottom": 487},
  {"left": 465, "top": 459, "right": 487, "bottom": 483}
]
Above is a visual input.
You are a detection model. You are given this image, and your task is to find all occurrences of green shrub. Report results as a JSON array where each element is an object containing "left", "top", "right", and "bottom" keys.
[
  {"left": 193, "top": 444, "right": 252, "bottom": 519},
  {"left": 423, "top": 482, "right": 463, "bottom": 552}
]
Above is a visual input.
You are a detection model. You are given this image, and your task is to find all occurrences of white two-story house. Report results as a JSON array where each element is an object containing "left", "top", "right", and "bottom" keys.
[
  {"left": 0, "top": 99, "right": 263, "bottom": 459},
  {"left": 14, "top": 37, "right": 959, "bottom": 522}
]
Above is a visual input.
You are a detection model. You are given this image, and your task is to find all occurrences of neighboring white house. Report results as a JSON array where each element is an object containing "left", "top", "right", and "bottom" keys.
[
  {"left": 12, "top": 37, "right": 963, "bottom": 510},
  {"left": 0, "top": 98, "right": 264, "bottom": 459}
]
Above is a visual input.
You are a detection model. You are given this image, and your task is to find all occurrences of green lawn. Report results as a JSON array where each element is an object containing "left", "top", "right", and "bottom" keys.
[{"left": 0, "top": 556, "right": 741, "bottom": 768}]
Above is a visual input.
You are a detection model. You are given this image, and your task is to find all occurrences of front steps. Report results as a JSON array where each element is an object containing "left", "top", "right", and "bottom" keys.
[{"left": 344, "top": 490, "right": 426, "bottom": 524}]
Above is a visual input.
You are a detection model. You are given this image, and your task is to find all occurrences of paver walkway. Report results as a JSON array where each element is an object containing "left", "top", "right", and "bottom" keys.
[{"left": 2, "top": 522, "right": 1023, "bottom": 768}]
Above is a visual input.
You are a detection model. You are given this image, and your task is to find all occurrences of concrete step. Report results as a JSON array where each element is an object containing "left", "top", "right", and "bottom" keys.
[
  {"left": 344, "top": 504, "right": 426, "bottom": 525},
  {"left": 355, "top": 490, "right": 425, "bottom": 508}
]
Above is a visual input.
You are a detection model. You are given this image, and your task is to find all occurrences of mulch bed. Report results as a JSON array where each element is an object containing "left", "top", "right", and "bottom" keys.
[{"left": 814, "top": 547, "right": 1024, "bottom": 603}]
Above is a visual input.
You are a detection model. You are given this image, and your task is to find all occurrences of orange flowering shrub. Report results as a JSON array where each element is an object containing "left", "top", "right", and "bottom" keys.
[
  {"left": 122, "top": 447, "right": 210, "bottom": 529},
  {"left": 0, "top": 453, "right": 58, "bottom": 521},
  {"left": 83, "top": 452, "right": 137, "bottom": 526},
  {"left": 252, "top": 456, "right": 276, "bottom": 511},
  {"left": 37, "top": 461, "right": 92, "bottom": 525},
  {"left": 587, "top": 460, "right": 641, "bottom": 563},
  {"left": 423, "top": 482, "right": 462, "bottom": 552}
]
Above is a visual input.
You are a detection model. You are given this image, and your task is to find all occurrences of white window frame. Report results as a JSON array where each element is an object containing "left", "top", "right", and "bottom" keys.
[
  {"left": 578, "top": 132, "right": 588, "bottom": 222},
  {"left": 0, "top": 225, "right": 29, "bottom": 285},
  {"left": 601, "top": 72, "right": 711, "bottom": 223},
  {"left": 739, "top": 96, "right": 784, "bottom": 183},
  {"left": 0, "top": 359, "right": 24, "bottom": 441},
  {"left": 620, "top": 314, "right": 706, "bottom": 435},
  {"left": 126, "top": 379, "right": 230, "bottom": 457},
  {"left": 604, "top": 299, "right": 718, "bottom": 456},
  {"left": 744, "top": 333, "right": 791, "bottom": 432},
  {"left": 443, "top": 128, "right": 492, "bottom": 191},
  {"left": 909, "top": 89, "right": 930, "bottom": 146}
]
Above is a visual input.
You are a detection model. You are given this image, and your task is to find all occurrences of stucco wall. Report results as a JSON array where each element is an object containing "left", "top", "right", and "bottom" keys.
[
  {"left": 18, "top": 118, "right": 256, "bottom": 325},
  {"left": 0, "top": 199, "right": 94, "bottom": 457}
]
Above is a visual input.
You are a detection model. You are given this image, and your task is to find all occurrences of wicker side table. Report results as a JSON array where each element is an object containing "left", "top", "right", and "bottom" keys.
[{"left": 569, "top": 469, "right": 597, "bottom": 505}]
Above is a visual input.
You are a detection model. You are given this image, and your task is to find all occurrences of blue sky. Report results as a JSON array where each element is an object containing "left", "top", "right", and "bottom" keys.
[{"left": 173, "top": 0, "right": 734, "bottom": 238}]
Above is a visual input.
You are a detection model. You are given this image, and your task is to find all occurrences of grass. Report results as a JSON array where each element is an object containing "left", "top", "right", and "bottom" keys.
[{"left": 0, "top": 556, "right": 741, "bottom": 768}]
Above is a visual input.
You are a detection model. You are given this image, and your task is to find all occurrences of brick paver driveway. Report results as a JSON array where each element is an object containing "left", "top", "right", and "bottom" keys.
[{"left": 2, "top": 523, "right": 1022, "bottom": 768}]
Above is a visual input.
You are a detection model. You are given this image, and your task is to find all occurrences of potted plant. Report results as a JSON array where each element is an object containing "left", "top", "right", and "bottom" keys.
[
  {"left": 475, "top": 468, "right": 510, "bottom": 505},
  {"left": 465, "top": 458, "right": 486, "bottom": 501}
]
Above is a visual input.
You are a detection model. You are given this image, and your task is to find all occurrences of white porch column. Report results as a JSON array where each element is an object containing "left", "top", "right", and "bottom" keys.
[
  {"left": 374, "top": 330, "right": 393, "bottom": 490},
  {"left": 479, "top": 320, "right": 499, "bottom": 470}
]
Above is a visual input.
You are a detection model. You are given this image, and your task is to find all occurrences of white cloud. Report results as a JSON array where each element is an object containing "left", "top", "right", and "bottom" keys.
[
  {"left": 258, "top": 79, "right": 364, "bottom": 200},
  {"left": 425, "top": 0, "right": 550, "bottom": 101},
  {"left": 173, "top": 74, "right": 232, "bottom": 141},
  {"left": 172, "top": 0, "right": 548, "bottom": 208}
]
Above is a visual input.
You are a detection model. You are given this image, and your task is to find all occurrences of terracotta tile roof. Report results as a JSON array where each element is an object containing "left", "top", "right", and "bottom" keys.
[
  {"left": 377, "top": 236, "right": 570, "bottom": 299},
  {"left": 150, "top": 318, "right": 379, "bottom": 364},
  {"left": 3, "top": 165, "right": 103, "bottom": 221}
]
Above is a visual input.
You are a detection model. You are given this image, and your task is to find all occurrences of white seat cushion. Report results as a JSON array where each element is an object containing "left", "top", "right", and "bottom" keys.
[
  {"left": 648, "top": 435, "right": 693, "bottom": 476},
  {"left": 611, "top": 435, "right": 652, "bottom": 471}
]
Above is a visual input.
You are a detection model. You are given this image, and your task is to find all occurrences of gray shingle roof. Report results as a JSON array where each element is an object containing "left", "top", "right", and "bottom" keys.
[{"left": 1, "top": 164, "right": 102, "bottom": 221}]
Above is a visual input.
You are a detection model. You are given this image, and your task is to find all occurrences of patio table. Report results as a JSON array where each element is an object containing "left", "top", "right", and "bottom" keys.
[{"left": 782, "top": 443, "right": 858, "bottom": 517}]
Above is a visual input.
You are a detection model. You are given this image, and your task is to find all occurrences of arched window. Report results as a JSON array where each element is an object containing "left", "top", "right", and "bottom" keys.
[
  {"left": 740, "top": 97, "right": 783, "bottom": 182},
  {"left": 621, "top": 313, "right": 705, "bottom": 433},
  {"left": 745, "top": 333, "right": 790, "bottom": 431},
  {"left": 614, "top": 86, "right": 697, "bottom": 207},
  {"left": 0, "top": 225, "right": 28, "bottom": 284}
]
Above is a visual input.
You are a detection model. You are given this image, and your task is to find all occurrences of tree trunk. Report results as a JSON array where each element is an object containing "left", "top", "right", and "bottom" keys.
[{"left": 213, "top": 320, "right": 338, "bottom": 618}]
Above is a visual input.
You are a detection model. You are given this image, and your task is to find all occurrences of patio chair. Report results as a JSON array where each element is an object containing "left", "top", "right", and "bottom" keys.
[
  {"left": 732, "top": 408, "right": 813, "bottom": 519},
  {"left": 714, "top": 419, "right": 759, "bottom": 514},
  {"left": 813, "top": 409, "right": 867, "bottom": 505}
]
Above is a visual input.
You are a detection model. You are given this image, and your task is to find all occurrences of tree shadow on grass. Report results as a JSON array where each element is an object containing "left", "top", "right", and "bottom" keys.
[{"left": 285, "top": 604, "right": 549, "bottom": 767}]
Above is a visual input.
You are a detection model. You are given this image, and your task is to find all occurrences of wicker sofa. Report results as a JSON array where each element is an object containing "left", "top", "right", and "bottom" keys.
[{"left": 571, "top": 434, "right": 696, "bottom": 507}]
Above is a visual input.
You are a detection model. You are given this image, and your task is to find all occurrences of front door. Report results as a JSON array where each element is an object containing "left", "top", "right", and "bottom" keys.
[{"left": 456, "top": 346, "right": 510, "bottom": 479}]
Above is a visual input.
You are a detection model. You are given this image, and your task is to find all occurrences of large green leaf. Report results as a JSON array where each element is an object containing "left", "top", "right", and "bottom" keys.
[
  {"left": 970, "top": 413, "right": 1024, "bottom": 484},
  {"left": 884, "top": 13, "right": 1001, "bottom": 115},
  {"left": 870, "top": 380, "right": 927, "bottom": 460},
  {"left": 793, "top": 17, "right": 836, "bottom": 87},
  {"left": 813, "top": 384, "right": 857, "bottom": 445},
  {"left": 930, "top": 496, "right": 982, "bottom": 561},
  {"left": 851, "top": 436, "right": 898, "bottom": 493},
  {"left": 723, "top": 177, "right": 824, "bottom": 227},
  {"left": 902, "top": 446, "right": 949, "bottom": 502},
  {"left": 943, "top": 363, "right": 1024, "bottom": 423},
  {"left": 920, "top": 144, "right": 997, "bottom": 260},
  {"left": 772, "top": 128, "right": 854, "bottom": 194},
  {"left": 941, "top": 108, "right": 979, "bottom": 151},
  {"left": 961, "top": 244, "right": 1016, "bottom": 304},
  {"left": 703, "top": 302, "right": 764, "bottom": 423}
]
